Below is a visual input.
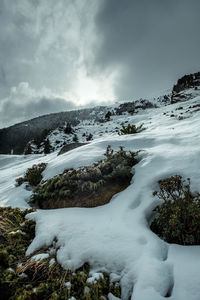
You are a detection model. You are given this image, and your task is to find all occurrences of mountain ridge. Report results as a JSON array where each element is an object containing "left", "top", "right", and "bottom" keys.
[{"left": 1, "top": 72, "right": 199, "bottom": 155}]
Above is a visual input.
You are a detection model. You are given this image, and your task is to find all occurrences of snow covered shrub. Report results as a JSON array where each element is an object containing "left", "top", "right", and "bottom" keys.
[
  {"left": 119, "top": 123, "right": 144, "bottom": 135},
  {"left": 151, "top": 175, "right": 200, "bottom": 245},
  {"left": 0, "top": 207, "right": 121, "bottom": 300},
  {"left": 32, "top": 146, "right": 139, "bottom": 209},
  {"left": 16, "top": 163, "right": 47, "bottom": 187},
  {"left": 86, "top": 133, "right": 93, "bottom": 141}
]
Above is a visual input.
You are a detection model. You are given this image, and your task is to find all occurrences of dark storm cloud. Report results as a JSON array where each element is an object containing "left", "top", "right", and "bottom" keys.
[
  {"left": 94, "top": 0, "right": 200, "bottom": 98},
  {"left": 0, "top": 0, "right": 200, "bottom": 128},
  {"left": 0, "top": 0, "right": 99, "bottom": 127},
  {"left": 0, "top": 0, "right": 82, "bottom": 95}
]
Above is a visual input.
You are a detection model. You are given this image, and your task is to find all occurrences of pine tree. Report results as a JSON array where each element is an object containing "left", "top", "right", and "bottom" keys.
[
  {"left": 73, "top": 134, "right": 78, "bottom": 142},
  {"left": 44, "top": 139, "right": 51, "bottom": 154},
  {"left": 105, "top": 111, "right": 111, "bottom": 121},
  {"left": 64, "top": 123, "right": 73, "bottom": 134},
  {"left": 24, "top": 143, "right": 32, "bottom": 155}
]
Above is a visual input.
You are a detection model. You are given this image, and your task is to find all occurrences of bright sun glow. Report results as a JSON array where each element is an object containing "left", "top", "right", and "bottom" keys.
[{"left": 63, "top": 68, "right": 117, "bottom": 106}]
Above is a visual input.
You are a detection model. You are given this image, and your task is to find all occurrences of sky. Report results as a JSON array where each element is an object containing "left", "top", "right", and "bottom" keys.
[{"left": 0, "top": 0, "right": 200, "bottom": 128}]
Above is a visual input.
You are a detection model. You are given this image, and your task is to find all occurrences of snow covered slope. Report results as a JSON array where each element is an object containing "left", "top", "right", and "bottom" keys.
[{"left": 0, "top": 87, "right": 200, "bottom": 300}]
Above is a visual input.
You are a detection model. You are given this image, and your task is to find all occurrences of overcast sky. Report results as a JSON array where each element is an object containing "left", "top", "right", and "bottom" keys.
[{"left": 0, "top": 0, "right": 200, "bottom": 128}]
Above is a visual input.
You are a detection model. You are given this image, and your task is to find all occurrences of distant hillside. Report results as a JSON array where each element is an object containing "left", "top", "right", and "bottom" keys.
[
  {"left": 0, "top": 108, "right": 105, "bottom": 154},
  {"left": 1, "top": 71, "right": 200, "bottom": 155},
  {"left": 0, "top": 99, "right": 159, "bottom": 154}
]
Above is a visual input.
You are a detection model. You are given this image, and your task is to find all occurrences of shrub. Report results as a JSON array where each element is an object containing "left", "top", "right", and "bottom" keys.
[
  {"left": 31, "top": 146, "right": 139, "bottom": 209},
  {"left": 0, "top": 207, "right": 121, "bottom": 300},
  {"left": 86, "top": 133, "right": 93, "bottom": 141},
  {"left": 0, "top": 207, "right": 35, "bottom": 299},
  {"left": 23, "top": 143, "right": 32, "bottom": 155},
  {"left": 119, "top": 123, "right": 144, "bottom": 135},
  {"left": 105, "top": 111, "right": 111, "bottom": 121},
  {"left": 16, "top": 163, "right": 47, "bottom": 187},
  {"left": 151, "top": 175, "right": 200, "bottom": 245},
  {"left": 64, "top": 122, "right": 73, "bottom": 134},
  {"left": 73, "top": 134, "right": 78, "bottom": 142}
]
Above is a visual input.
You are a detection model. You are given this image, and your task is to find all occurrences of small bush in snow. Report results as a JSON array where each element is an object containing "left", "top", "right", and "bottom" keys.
[
  {"left": 23, "top": 143, "right": 32, "bottom": 155},
  {"left": 86, "top": 133, "right": 93, "bottom": 141},
  {"left": 44, "top": 138, "right": 51, "bottom": 154},
  {"left": 64, "top": 122, "right": 73, "bottom": 134},
  {"left": 16, "top": 163, "right": 47, "bottom": 187},
  {"left": 0, "top": 207, "right": 121, "bottom": 300},
  {"left": 151, "top": 175, "right": 200, "bottom": 245},
  {"left": 105, "top": 111, "right": 112, "bottom": 121},
  {"left": 73, "top": 134, "right": 78, "bottom": 142},
  {"left": 32, "top": 146, "right": 139, "bottom": 209},
  {"left": 118, "top": 123, "right": 144, "bottom": 135}
]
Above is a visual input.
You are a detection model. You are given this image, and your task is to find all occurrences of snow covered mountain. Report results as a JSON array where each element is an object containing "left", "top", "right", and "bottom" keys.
[
  {"left": 0, "top": 92, "right": 169, "bottom": 155},
  {"left": 1, "top": 72, "right": 200, "bottom": 300}
]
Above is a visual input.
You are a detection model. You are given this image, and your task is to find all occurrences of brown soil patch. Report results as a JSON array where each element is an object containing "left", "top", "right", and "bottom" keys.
[{"left": 38, "top": 182, "right": 129, "bottom": 209}]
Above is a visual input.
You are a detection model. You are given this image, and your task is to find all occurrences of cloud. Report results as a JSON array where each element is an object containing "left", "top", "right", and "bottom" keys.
[
  {"left": 0, "top": 0, "right": 200, "bottom": 127},
  {"left": 0, "top": 0, "right": 116, "bottom": 127},
  {"left": 94, "top": 0, "right": 200, "bottom": 98},
  {"left": 0, "top": 0, "right": 92, "bottom": 95},
  {"left": 0, "top": 82, "right": 76, "bottom": 128},
  {"left": 0, "top": 81, "right": 115, "bottom": 128}
]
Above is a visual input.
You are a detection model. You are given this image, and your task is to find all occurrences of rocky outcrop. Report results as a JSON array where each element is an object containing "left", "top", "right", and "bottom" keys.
[
  {"left": 171, "top": 72, "right": 200, "bottom": 103},
  {"left": 173, "top": 72, "right": 200, "bottom": 93},
  {"left": 58, "top": 142, "right": 88, "bottom": 156}
]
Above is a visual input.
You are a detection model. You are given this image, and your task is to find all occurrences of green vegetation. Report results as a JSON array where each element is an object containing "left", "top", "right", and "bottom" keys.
[
  {"left": 16, "top": 163, "right": 47, "bottom": 187},
  {"left": 0, "top": 207, "right": 35, "bottom": 299},
  {"left": 0, "top": 207, "right": 121, "bottom": 300},
  {"left": 31, "top": 146, "right": 139, "bottom": 209},
  {"left": 118, "top": 123, "right": 144, "bottom": 135},
  {"left": 151, "top": 175, "right": 200, "bottom": 245},
  {"left": 23, "top": 129, "right": 52, "bottom": 154}
]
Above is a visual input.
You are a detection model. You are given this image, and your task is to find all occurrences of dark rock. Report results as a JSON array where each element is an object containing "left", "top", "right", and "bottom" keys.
[{"left": 58, "top": 143, "right": 88, "bottom": 156}]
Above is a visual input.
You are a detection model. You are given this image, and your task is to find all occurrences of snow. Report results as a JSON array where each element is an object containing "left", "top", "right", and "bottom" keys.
[
  {"left": 108, "top": 293, "right": 121, "bottom": 300},
  {"left": 30, "top": 253, "right": 49, "bottom": 262},
  {"left": 0, "top": 152, "right": 55, "bottom": 208},
  {"left": 167, "top": 245, "right": 200, "bottom": 300},
  {"left": 65, "top": 281, "right": 72, "bottom": 290},
  {"left": 86, "top": 272, "right": 104, "bottom": 284},
  {"left": 1, "top": 88, "right": 200, "bottom": 299},
  {"left": 9, "top": 229, "right": 25, "bottom": 235}
]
